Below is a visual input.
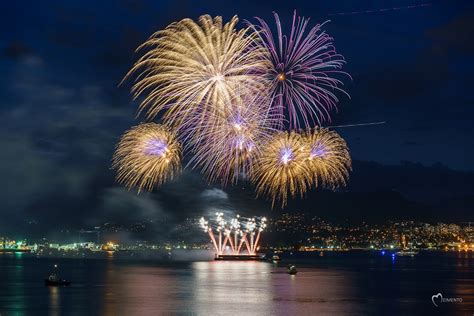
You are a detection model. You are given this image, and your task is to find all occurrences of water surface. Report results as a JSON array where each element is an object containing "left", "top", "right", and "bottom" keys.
[{"left": 0, "top": 251, "right": 473, "bottom": 315}]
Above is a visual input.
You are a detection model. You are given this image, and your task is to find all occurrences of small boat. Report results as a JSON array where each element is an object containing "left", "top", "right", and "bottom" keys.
[
  {"left": 44, "top": 264, "right": 71, "bottom": 286},
  {"left": 271, "top": 255, "right": 281, "bottom": 263},
  {"left": 44, "top": 279, "right": 71, "bottom": 286},
  {"left": 396, "top": 250, "right": 418, "bottom": 257},
  {"left": 287, "top": 265, "right": 297, "bottom": 275}
]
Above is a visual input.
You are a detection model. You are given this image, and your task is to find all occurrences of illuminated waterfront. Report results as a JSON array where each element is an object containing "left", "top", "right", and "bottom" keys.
[
  {"left": 2, "top": 218, "right": 473, "bottom": 256},
  {"left": 1, "top": 252, "right": 474, "bottom": 315}
]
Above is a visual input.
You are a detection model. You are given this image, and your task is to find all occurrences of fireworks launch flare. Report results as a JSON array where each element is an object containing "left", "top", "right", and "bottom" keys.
[
  {"left": 304, "top": 128, "right": 351, "bottom": 189},
  {"left": 112, "top": 123, "right": 181, "bottom": 192},
  {"left": 252, "top": 131, "right": 313, "bottom": 208},
  {"left": 249, "top": 11, "right": 349, "bottom": 128},
  {"left": 200, "top": 213, "right": 267, "bottom": 256}
]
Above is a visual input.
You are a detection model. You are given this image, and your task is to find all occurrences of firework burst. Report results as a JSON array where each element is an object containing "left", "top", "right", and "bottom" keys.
[
  {"left": 188, "top": 93, "right": 279, "bottom": 185},
  {"left": 249, "top": 11, "right": 349, "bottom": 128},
  {"left": 124, "top": 15, "right": 270, "bottom": 139},
  {"left": 114, "top": 12, "right": 353, "bottom": 200},
  {"left": 112, "top": 123, "right": 181, "bottom": 192},
  {"left": 252, "top": 131, "right": 312, "bottom": 208},
  {"left": 303, "top": 128, "right": 351, "bottom": 189}
]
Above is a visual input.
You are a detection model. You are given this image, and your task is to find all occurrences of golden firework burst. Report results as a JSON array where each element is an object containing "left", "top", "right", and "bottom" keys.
[
  {"left": 303, "top": 128, "right": 351, "bottom": 189},
  {"left": 112, "top": 123, "right": 181, "bottom": 192},
  {"left": 252, "top": 131, "right": 313, "bottom": 208},
  {"left": 124, "top": 15, "right": 270, "bottom": 140}
]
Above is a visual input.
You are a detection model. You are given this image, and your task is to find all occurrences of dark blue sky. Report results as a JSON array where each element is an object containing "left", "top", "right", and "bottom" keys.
[
  {"left": 3, "top": 0, "right": 473, "bottom": 169},
  {"left": 1, "top": 1, "right": 473, "bottom": 235}
]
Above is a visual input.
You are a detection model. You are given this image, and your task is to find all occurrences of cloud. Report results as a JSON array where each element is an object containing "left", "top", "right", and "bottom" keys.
[
  {"left": 3, "top": 41, "right": 34, "bottom": 60},
  {"left": 98, "top": 187, "right": 163, "bottom": 222},
  {"left": 90, "top": 187, "right": 178, "bottom": 242},
  {"left": 427, "top": 12, "right": 474, "bottom": 57},
  {"left": 0, "top": 53, "right": 137, "bottom": 234},
  {"left": 200, "top": 188, "right": 228, "bottom": 201}
]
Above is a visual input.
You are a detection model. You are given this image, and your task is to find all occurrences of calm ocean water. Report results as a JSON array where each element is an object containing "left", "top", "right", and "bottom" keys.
[{"left": 0, "top": 251, "right": 473, "bottom": 315}]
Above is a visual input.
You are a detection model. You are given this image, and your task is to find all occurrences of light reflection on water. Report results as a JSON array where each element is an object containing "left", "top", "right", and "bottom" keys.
[
  {"left": 102, "top": 264, "right": 182, "bottom": 315},
  {"left": 192, "top": 261, "right": 273, "bottom": 314},
  {"left": 1, "top": 252, "right": 474, "bottom": 315},
  {"left": 97, "top": 261, "right": 360, "bottom": 315},
  {"left": 98, "top": 261, "right": 276, "bottom": 315},
  {"left": 48, "top": 286, "right": 59, "bottom": 316}
]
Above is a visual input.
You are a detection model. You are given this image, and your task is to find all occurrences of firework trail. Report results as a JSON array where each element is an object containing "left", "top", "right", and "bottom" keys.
[
  {"left": 326, "top": 121, "right": 386, "bottom": 128},
  {"left": 328, "top": 3, "right": 431, "bottom": 16},
  {"left": 112, "top": 123, "right": 181, "bottom": 192},
  {"left": 303, "top": 128, "right": 351, "bottom": 189},
  {"left": 248, "top": 11, "right": 349, "bottom": 129},
  {"left": 252, "top": 131, "right": 313, "bottom": 208},
  {"left": 124, "top": 15, "right": 270, "bottom": 142}
]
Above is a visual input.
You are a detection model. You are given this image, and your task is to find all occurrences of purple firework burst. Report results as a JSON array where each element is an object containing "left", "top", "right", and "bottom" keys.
[
  {"left": 310, "top": 141, "right": 327, "bottom": 159},
  {"left": 279, "top": 147, "right": 294, "bottom": 165},
  {"left": 143, "top": 139, "right": 168, "bottom": 156},
  {"left": 249, "top": 11, "right": 350, "bottom": 129}
]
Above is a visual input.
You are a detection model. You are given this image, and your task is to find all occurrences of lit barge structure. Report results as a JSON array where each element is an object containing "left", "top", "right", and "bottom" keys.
[{"left": 200, "top": 213, "right": 267, "bottom": 260}]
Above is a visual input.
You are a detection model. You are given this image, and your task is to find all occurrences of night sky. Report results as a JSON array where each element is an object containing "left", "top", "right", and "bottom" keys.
[{"left": 2, "top": 1, "right": 473, "bottom": 238}]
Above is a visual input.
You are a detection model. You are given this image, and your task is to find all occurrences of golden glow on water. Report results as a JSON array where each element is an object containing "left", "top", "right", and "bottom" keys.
[
  {"left": 48, "top": 286, "right": 60, "bottom": 316},
  {"left": 3, "top": 253, "right": 474, "bottom": 314},
  {"left": 95, "top": 261, "right": 361, "bottom": 315},
  {"left": 192, "top": 261, "right": 272, "bottom": 310}
]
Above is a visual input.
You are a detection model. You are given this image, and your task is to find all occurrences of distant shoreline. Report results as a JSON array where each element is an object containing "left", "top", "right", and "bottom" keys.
[{"left": 0, "top": 249, "right": 31, "bottom": 253}]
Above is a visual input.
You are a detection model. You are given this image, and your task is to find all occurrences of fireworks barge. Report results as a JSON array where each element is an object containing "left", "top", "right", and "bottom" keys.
[
  {"left": 215, "top": 254, "right": 262, "bottom": 261},
  {"left": 200, "top": 213, "right": 267, "bottom": 261}
]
